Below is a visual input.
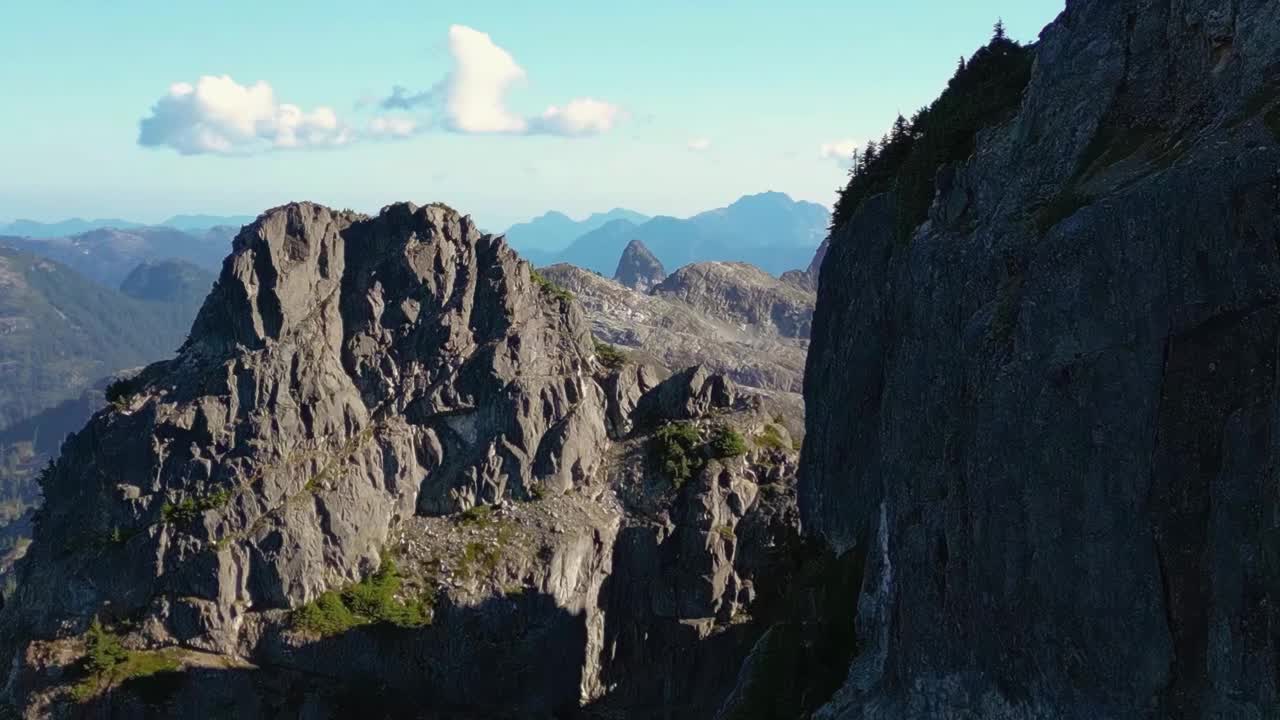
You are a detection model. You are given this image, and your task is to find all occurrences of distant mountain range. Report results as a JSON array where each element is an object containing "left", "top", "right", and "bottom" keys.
[
  {"left": 0, "top": 226, "right": 234, "bottom": 287},
  {"left": 547, "top": 192, "right": 828, "bottom": 276},
  {"left": 0, "top": 214, "right": 254, "bottom": 238},
  {"left": 0, "top": 247, "right": 213, "bottom": 431},
  {"left": 503, "top": 208, "right": 650, "bottom": 260}
]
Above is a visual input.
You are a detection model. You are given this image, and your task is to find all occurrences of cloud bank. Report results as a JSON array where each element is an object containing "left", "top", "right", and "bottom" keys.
[
  {"left": 687, "top": 138, "right": 712, "bottom": 152},
  {"left": 139, "top": 26, "right": 625, "bottom": 155},
  {"left": 138, "top": 75, "right": 352, "bottom": 155},
  {"left": 380, "top": 25, "right": 623, "bottom": 137}
]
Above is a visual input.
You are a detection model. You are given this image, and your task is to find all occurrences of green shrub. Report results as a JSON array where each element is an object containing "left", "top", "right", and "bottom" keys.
[
  {"left": 652, "top": 422, "right": 703, "bottom": 488},
  {"left": 755, "top": 424, "right": 789, "bottom": 452},
  {"left": 594, "top": 341, "right": 627, "bottom": 370},
  {"left": 105, "top": 377, "right": 139, "bottom": 410},
  {"left": 74, "top": 619, "right": 180, "bottom": 701},
  {"left": 293, "top": 555, "right": 433, "bottom": 636},
  {"left": 530, "top": 269, "right": 573, "bottom": 304},
  {"left": 160, "top": 488, "right": 232, "bottom": 526},
  {"left": 710, "top": 426, "right": 748, "bottom": 458}
]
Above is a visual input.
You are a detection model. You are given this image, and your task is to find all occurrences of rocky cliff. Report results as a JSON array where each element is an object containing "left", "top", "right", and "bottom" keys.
[
  {"left": 613, "top": 239, "right": 666, "bottom": 291},
  {"left": 802, "top": 1, "right": 1280, "bottom": 718},
  {"left": 540, "top": 262, "right": 812, "bottom": 396},
  {"left": 1, "top": 202, "right": 805, "bottom": 718}
]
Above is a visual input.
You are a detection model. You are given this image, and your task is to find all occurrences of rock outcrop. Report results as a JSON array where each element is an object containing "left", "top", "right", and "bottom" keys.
[
  {"left": 613, "top": 239, "right": 666, "bottom": 291},
  {"left": 802, "top": 1, "right": 1280, "bottom": 718},
  {"left": 541, "top": 263, "right": 813, "bottom": 396},
  {"left": 1, "top": 201, "right": 804, "bottom": 719}
]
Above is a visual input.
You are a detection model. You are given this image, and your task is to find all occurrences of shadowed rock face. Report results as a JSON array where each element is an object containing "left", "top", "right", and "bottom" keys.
[
  {"left": 802, "top": 1, "right": 1280, "bottom": 717},
  {"left": 613, "top": 238, "right": 666, "bottom": 291},
  {"left": 1, "top": 201, "right": 805, "bottom": 719}
]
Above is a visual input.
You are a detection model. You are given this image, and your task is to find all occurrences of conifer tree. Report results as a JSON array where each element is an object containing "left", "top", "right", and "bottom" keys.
[{"left": 993, "top": 18, "right": 1007, "bottom": 42}]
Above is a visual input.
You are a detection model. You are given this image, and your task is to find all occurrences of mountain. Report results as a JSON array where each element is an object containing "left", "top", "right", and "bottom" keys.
[
  {"left": 554, "top": 192, "right": 828, "bottom": 276},
  {"left": 503, "top": 207, "right": 649, "bottom": 255},
  {"left": 542, "top": 261, "right": 812, "bottom": 394},
  {"left": 1, "top": 225, "right": 233, "bottom": 287},
  {"left": 0, "top": 248, "right": 207, "bottom": 431},
  {"left": 0, "top": 218, "right": 145, "bottom": 238},
  {"left": 2, "top": 201, "right": 806, "bottom": 717},
  {"left": 788, "top": 1, "right": 1280, "bottom": 717},
  {"left": 160, "top": 213, "right": 255, "bottom": 231},
  {"left": 612, "top": 238, "right": 665, "bottom": 291}
]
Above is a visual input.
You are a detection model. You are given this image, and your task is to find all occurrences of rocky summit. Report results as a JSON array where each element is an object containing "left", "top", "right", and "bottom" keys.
[
  {"left": 1, "top": 201, "right": 806, "bottom": 718},
  {"left": 612, "top": 238, "right": 666, "bottom": 291}
]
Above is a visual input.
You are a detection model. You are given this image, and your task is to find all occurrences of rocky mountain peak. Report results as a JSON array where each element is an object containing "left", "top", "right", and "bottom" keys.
[
  {"left": 612, "top": 238, "right": 666, "bottom": 291},
  {"left": 654, "top": 261, "right": 814, "bottom": 338}
]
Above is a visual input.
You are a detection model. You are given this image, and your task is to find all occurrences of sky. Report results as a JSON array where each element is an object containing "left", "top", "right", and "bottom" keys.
[{"left": 0, "top": 1, "right": 1065, "bottom": 230}]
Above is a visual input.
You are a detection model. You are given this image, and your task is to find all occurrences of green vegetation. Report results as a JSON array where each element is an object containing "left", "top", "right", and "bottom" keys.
[
  {"left": 458, "top": 503, "right": 494, "bottom": 526},
  {"left": 755, "top": 424, "right": 790, "bottom": 453},
  {"left": 73, "top": 619, "right": 181, "bottom": 701},
  {"left": 715, "top": 524, "right": 736, "bottom": 542},
  {"left": 710, "top": 426, "right": 748, "bottom": 458},
  {"left": 105, "top": 377, "right": 139, "bottom": 410},
  {"left": 593, "top": 341, "right": 628, "bottom": 370},
  {"left": 829, "top": 23, "right": 1033, "bottom": 243},
  {"left": 293, "top": 555, "right": 433, "bottom": 637},
  {"left": 530, "top": 269, "right": 573, "bottom": 304},
  {"left": 160, "top": 488, "right": 232, "bottom": 526},
  {"left": 652, "top": 421, "right": 703, "bottom": 489},
  {"left": 458, "top": 540, "right": 504, "bottom": 581}
]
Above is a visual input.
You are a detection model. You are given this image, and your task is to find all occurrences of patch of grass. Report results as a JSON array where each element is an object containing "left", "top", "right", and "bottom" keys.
[
  {"left": 755, "top": 424, "right": 790, "bottom": 453},
  {"left": 651, "top": 421, "right": 703, "bottom": 489},
  {"left": 458, "top": 540, "right": 503, "bottom": 581},
  {"left": 160, "top": 488, "right": 232, "bottom": 527},
  {"left": 72, "top": 619, "right": 181, "bottom": 701},
  {"left": 594, "top": 341, "right": 627, "bottom": 370},
  {"left": 715, "top": 524, "right": 736, "bottom": 542},
  {"left": 293, "top": 555, "right": 434, "bottom": 637},
  {"left": 710, "top": 426, "right": 748, "bottom": 459},
  {"left": 458, "top": 504, "right": 494, "bottom": 526},
  {"left": 530, "top": 269, "right": 573, "bottom": 304}
]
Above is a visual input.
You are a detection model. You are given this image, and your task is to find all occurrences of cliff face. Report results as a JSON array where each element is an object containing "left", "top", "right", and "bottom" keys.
[
  {"left": 2, "top": 202, "right": 804, "bottom": 718},
  {"left": 802, "top": 1, "right": 1280, "bottom": 718}
]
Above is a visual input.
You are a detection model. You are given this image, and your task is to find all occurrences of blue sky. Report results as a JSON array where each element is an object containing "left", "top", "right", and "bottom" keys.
[{"left": 0, "top": 1, "right": 1064, "bottom": 229}]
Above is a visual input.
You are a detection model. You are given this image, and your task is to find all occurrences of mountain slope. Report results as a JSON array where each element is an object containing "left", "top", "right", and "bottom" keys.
[
  {"left": 504, "top": 208, "right": 649, "bottom": 255},
  {"left": 0, "top": 218, "right": 144, "bottom": 237},
  {"left": 1, "top": 226, "right": 232, "bottom": 287},
  {"left": 555, "top": 192, "right": 828, "bottom": 276},
  {"left": 797, "top": 2, "right": 1280, "bottom": 717},
  {"left": 0, "top": 248, "right": 204, "bottom": 431}
]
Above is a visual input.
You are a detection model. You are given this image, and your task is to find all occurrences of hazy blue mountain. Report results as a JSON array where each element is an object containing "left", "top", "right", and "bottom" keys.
[
  {"left": 161, "top": 213, "right": 256, "bottom": 231},
  {"left": 0, "top": 225, "right": 233, "bottom": 287},
  {"left": 504, "top": 208, "right": 649, "bottom": 255},
  {"left": 552, "top": 192, "right": 828, "bottom": 276},
  {"left": 0, "top": 248, "right": 209, "bottom": 431},
  {"left": 0, "top": 217, "right": 145, "bottom": 237}
]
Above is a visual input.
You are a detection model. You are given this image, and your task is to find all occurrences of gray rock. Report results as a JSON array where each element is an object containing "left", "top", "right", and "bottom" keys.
[
  {"left": 613, "top": 238, "right": 666, "bottom": 291},
  {"left": 542, "top": 262, "right": 812, "bottom": 394},
  {"left": 803, "top": 1, "right": 1280, "bottom": 717}
]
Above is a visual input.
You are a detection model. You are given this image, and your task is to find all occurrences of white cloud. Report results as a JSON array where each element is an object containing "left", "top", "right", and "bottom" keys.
[
  {"left": 367, "top": 115, "right": 420, "bottom": 138},
  {"left": 381, "top": 25, "right": 623, "bottom": 137},
  {"left": 138, "top": 75, "right": 352, "bottom": 155},
  {"left": 820, "top": 139, "right": 860, "bottom": 167},
  {"left": 529, "top": 98, "right": 622, "bottom": 136},
  {"left": 687, "top": 138, "right": 712, "bottom": 152}
]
